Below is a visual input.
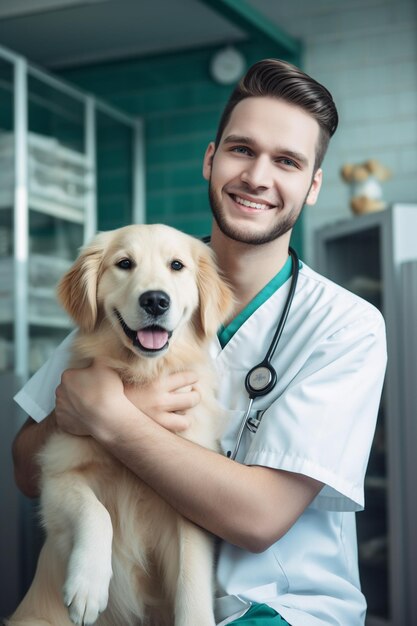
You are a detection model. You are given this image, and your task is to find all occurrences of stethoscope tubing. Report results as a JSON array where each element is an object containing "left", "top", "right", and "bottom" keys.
[
  {"left": 228, "top": 247, "right": 299, "bottom": 461},
  {"left": 263, "top": 247, "right": 299, "bottom": 365}
]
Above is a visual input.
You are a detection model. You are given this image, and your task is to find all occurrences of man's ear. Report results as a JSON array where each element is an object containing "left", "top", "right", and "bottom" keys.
[
  {"left": 202, "top": 142, "right": 215, "bottom": 181},
  {"left": 306, "top": 168, "right": 323, "bottom": 206}
]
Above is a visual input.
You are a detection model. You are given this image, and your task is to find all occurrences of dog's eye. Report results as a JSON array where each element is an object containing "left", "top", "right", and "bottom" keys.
[
  {"left": 170, "top": 259, "right": 184, "bottom": 271},
  {"left": 171, "top": 259, "right": 184, "bottom": 271},
  {"left": 116, "top": 258, "right": 134, "bottom": 270}
]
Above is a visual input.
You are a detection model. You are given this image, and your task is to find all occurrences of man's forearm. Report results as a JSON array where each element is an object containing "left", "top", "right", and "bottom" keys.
[
  {"left": 94, "top": 402, "right": 322, "bottom": 553},
  {"left": 52, "top": 361, "right": 322, "bottom": 551},
  {"left": 12, "top": 412, "right": 57, "bottom": 498}
]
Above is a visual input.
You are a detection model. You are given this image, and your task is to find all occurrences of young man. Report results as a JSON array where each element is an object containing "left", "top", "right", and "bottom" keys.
[{"left": 13, "top": 59, "right": 387, "bottom": 625}]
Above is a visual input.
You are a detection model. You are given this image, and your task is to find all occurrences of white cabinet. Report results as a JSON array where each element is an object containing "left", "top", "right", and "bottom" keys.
[
  {"left": 0, "top": 131, "right": 91, "bottom": 368},
  {"left": 0, "top": 61, "right": 95, "bottom": 382},
  {"left": 0, "top": 44, "right": 144, "bottom": 618},
  {"left": 314, "top": 204, "right": 417, "bottom": 626},
  {"left": 0, "top": 45, "right": 144, "bottom": 382}
]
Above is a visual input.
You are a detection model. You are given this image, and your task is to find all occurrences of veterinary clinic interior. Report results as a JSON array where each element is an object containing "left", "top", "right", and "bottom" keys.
[{"left": 0, "top": 1, "right": 416, "bottom": 624}]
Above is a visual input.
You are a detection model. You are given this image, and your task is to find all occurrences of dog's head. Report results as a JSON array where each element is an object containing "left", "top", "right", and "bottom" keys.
[{"left": 57, "top": 224, "right": 233, "bottom": 358}]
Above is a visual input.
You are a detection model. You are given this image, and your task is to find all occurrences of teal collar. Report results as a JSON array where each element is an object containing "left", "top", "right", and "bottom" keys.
[{"left": 218, "top": 254, "right": 299, "bottom": 349}]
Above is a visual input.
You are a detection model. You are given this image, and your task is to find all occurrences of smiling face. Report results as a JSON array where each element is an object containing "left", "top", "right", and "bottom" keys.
[
  {"left": 57, "top": 224, "right": 233, "bottom": 366},
  {"left": 203, "top": 96, "right": 323, "bottom": 245},
  {"left": 96, "top": 225, "right": 201, "bottom": 358}
]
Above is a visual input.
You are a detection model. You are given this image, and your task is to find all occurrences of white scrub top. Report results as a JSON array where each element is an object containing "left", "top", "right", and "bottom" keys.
[{"left": 14, "top": 263, "right": 387, "bottom": 626}]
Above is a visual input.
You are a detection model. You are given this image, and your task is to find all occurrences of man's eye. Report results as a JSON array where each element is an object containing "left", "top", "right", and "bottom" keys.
[
  {"left": 232, "top": 146, "right": 251, "bottom": 155},
  {"left": 116, "top": 258, "right": 133, "bottom": 270},
  {"left": 171, "top": 259, "right": 184, "bottom": 271},
  {"left": 279, "top": 157, "right": 297, "bottom": 168}
]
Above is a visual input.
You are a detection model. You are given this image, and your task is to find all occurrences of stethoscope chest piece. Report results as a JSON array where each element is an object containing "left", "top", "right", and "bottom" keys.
[{"left": 245, "top": 362, "right": 277, "bottom": 397}]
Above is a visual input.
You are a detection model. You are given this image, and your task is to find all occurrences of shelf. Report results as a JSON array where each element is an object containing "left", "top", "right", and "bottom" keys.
[
  {"left": 365, "top": 476, "right": 387, "bottom": 490},
  {"left": 343, "top": 276, "right": 382, "bottom": 297},
  {"left": 0, "top": 131, "right": 91, "bottom": 168},
  {"left": 0, "top": 284, "right": 71, "bottom": 327},
  {"left": 0, "top": 130, "right": 92, "bottom": 222},
  {"left": 0, "top": 191, "right": 86, "bottom": 223},
  {"left": 27, "top": 316, "right": 73, "bottom": 329},
  {"left": 0, "top": 254, "right": 72, "bottom": 291},
  {"left": 359, "top": 535, "right": 388, "bottom": 566},
  {"left": 366, "top": 617, "right": 389, "bottom": 626},
  {"left": 0, "top": 310, "right": 72, "bottom": 328}
]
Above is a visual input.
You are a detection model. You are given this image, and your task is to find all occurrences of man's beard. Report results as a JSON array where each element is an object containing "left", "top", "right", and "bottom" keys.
[{"left": 208, "top": 180, "right": 304, "bottom": 245}]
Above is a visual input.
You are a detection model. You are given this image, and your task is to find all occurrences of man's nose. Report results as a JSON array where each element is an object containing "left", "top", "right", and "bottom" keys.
[{"left": 240, "top": 156, "right": 273, "bottom": 189}]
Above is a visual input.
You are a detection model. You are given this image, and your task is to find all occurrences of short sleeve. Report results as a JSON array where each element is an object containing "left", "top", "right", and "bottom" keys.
[
  {"left": 244, "top": 310, "right": 387, "bottom": 511},
  {"left": 14, "top": 330, "right": 76, "bottom": 422}
]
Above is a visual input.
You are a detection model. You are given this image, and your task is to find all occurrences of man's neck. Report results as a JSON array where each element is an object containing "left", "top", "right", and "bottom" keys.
[{"left": 210, "top": 225, "right": 292, "bottom": 321}]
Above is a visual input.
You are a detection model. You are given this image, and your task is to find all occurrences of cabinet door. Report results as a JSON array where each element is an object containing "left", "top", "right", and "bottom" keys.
[
  {"left": 316, "top": 225, "right": 390, "bottom": 622},
  {"left": 400, "top": 261, "right": 417, "bottom": 626}
]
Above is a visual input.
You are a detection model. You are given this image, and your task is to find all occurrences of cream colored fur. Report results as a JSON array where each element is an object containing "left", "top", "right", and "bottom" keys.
[{"left": 7, "top": 224, "right": 233, "bottom": 626}]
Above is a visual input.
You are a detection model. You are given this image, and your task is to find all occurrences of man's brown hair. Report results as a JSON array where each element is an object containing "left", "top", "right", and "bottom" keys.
[{"left": 215, "top": 58, "right": 339, "bottom": 170}]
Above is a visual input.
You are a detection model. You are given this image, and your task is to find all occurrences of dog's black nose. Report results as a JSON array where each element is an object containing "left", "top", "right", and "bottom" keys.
[{"left": 139, "top": 290, "right": 170, "bottom": 317}]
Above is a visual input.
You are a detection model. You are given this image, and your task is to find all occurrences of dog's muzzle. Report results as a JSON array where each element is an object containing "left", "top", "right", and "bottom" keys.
[{"left": 114, "top": 307, "right": 172, "bottom": 355}]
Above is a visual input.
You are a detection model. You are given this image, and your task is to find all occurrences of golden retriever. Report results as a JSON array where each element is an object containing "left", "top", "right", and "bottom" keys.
[{"left": 7, "top": 224, "right": 233, "bottom": 626}]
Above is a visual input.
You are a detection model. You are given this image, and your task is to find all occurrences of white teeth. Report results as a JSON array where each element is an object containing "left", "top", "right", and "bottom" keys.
[{"left": 234, "top": 195, "right": 269, "bottom": 210}]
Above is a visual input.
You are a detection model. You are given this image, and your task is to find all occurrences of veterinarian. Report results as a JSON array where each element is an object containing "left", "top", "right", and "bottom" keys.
[{"left": 12, "top": 59, "right": 387, "bottom": 626}]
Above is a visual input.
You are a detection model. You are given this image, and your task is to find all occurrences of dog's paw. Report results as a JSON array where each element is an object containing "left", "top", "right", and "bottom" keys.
[{"left": 63, "top": 546, "right": 112, "bottom": 625}]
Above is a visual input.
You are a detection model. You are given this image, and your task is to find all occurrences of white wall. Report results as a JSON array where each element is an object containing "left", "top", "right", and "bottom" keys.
[{"left": 255, "top": 0, "right": 417, "bottom": 262}]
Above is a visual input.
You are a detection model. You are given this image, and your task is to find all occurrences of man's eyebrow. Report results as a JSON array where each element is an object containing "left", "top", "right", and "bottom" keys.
[
  {"left": 280, "top": 149, "right": 309, "bottom": 167},
  {"left": 223, "top": 134, "right": 254, "bottom": 146},
  {"left": 222, "top": 135, "right": 309, "bottom": 166}
]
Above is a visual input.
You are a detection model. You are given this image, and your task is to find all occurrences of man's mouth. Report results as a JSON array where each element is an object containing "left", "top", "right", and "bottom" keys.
[
  {"left": 114, "top": 309, "right": 172, "bottom": 353},
  {"left": 231, "top": 194, "right": 273, "bottom": 211}
]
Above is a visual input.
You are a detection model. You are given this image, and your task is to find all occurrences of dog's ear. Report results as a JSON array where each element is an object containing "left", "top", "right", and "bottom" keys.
[
  {"left": 57, "top": 231, "right": 111, "bottom": 332},
  {"left": 195, "top": 243, "right": 234, "bottom": 340}
]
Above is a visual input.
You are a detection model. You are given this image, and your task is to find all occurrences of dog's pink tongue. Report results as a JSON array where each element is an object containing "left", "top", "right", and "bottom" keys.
[{"left": 137, "top": 328, "right": 168, "bottom": 350}]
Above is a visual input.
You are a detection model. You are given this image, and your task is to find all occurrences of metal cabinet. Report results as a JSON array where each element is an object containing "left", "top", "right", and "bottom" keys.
[
  {"left": 0, "top": 44, "right": 144, "bottom": 618},
  {"left": 314, "top": 204, "right": 417, "bottom": 626}
]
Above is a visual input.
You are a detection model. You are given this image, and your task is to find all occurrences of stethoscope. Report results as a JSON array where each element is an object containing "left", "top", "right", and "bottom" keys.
[{"left": 227, "top": 247, "right": 299, "bottom": 461}]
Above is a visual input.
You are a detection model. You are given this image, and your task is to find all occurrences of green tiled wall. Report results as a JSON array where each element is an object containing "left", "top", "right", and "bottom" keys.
[
  {"left": 59, "top": 39, "right": 303, "bottom": 251},
  {"left": 95, "top": 110, "right": 134, "bottom": 231}
]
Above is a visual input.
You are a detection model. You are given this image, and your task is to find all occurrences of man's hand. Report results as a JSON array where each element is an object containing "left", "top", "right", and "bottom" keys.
[
  {"left": 55, "top": 360, "right": 201, "bottom": 438},
  {"left": 55, "top": 359, "right": 127, "bottom": 438},
  {"left": 124, "top": 371, "right": 201, "bottom": 432}
]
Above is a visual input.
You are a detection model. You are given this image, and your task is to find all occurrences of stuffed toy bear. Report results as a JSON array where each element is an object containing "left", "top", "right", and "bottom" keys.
[{"left": 340, "top": 159, "right": 391, "bottom": 215}]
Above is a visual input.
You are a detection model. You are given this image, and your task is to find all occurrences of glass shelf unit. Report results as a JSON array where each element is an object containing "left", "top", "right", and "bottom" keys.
[{"left": 314, "top": 204, "right": 417, "bottom": 626}]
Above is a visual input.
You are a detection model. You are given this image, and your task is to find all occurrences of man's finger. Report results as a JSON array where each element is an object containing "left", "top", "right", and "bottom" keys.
[
  {"left": 166, "top": 390, "right": 201, "bottom": 412},
  {"left": 158, "top": 412, "right": 192, "bottom": 433},
  {"left": 166, "top": 371, "right": 198, "bottom": 392}
]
